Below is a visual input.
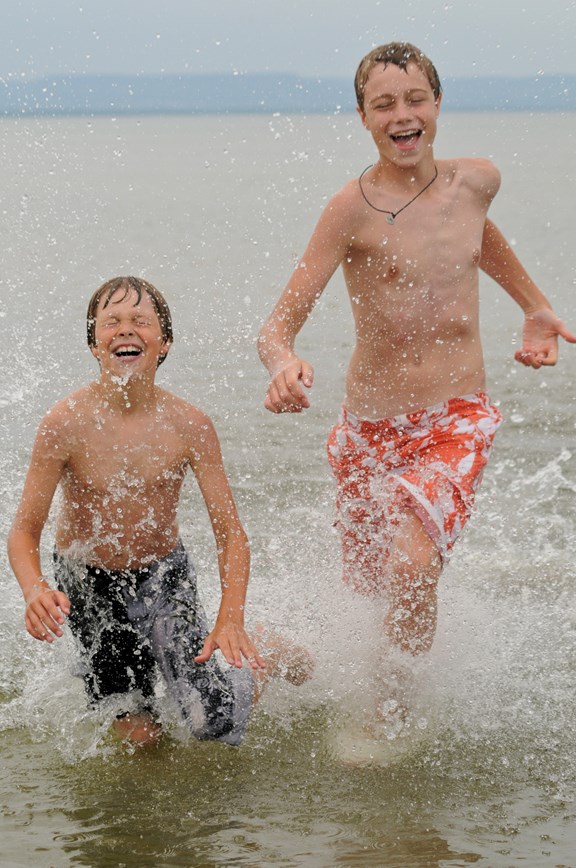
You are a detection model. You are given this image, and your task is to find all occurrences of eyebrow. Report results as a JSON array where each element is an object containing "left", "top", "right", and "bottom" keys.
[
  {"left": 368, "top": 87, "right": 429, "bottom": 105},
  {"left": 101, "top": 310, "right": 152, "bottom": 319}
]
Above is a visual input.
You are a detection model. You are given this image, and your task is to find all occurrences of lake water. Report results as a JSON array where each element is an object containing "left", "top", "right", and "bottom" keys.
[{"left": 1, "top": 111, "right": 575, "bottom": 866}]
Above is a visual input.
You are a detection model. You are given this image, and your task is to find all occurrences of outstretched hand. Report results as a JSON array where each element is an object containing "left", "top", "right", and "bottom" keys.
[
  {"left": 515, "top": 308, "right": 576, "bottom": 368},
  {"left": 264, "top": 358, "right": 314, "bottom": 413},
  {"left": 25, "top": 587, "right": 70, "bottom": 643},
  {"left": 195, "top": 623, "right": 266, "bottom": 670}
]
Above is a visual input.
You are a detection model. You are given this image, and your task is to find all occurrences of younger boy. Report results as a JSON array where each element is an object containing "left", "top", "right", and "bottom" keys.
[
  {"left": 9, "top": 276, "right": 311, "bottom": 746},
  {"left": 258, "top": 43, "right": 575, "bottom": 730}
]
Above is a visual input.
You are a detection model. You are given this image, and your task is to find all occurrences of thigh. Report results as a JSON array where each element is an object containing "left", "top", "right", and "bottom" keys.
[
  {"left": 387, "top": 508, "right": 442, "bottom": 584},
  {"left": 57, "top": 563, "right": 156, "bottom": 703},
  {"left": 147, "top": 582, "right": 252, "bottom": 743}
]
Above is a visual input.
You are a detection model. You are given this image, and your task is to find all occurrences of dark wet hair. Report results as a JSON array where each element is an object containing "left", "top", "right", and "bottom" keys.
[
  {"left": 355, "top": 42, "right": 442, "bottom": 112},
  {"left": 86, "top": 276, "right": 173, "bottom": 366}
]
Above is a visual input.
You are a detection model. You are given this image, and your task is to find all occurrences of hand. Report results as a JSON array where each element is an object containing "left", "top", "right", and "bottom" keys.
[
  {"left": 515, "top": 308, "right": 576, "bottom": 369},
  {"left": 25, "top": 587, "right": 70, "bottom": 644},
  {"left": 264, "top": 358, "right": 314, "bottom": 413},
  {"left": 194, "top": 623, "right": 266, "bottom": 670}
]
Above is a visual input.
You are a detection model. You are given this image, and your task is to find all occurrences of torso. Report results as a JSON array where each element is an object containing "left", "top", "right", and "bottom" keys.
[
  {"left": 339, "top": 157, "right": 499, "bottom": 418},
  {"left": 53, "top": 386, "right": 197, "bottom": 568}
]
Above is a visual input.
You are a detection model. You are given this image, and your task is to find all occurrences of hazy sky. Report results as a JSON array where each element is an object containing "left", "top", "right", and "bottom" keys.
[{"left": 4, "top": 0, "right": 576, "bottom": 81}]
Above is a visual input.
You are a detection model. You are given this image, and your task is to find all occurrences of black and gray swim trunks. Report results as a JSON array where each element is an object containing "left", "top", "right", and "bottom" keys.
[{"left": 54, "top": 541, "right": 253, "bottom": 745}]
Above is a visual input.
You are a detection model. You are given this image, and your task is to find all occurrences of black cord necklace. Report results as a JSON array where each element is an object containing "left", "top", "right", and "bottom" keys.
[{"left": 358, "top": 164, "right": 439, "bottom": 224}]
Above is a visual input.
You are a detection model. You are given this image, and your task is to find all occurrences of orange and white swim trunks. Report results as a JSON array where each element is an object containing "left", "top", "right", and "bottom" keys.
[{"left": 327, "top": 392, "right": 502, "bottom": 590}]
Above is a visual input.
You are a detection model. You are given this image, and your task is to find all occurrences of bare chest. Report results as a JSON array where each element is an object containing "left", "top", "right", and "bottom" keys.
[
  {"left": 347, "top": 188, "right": 485, "bottom": 309},
  {"left": 63, "top": 425, "right": 188, "bottom": 500}
]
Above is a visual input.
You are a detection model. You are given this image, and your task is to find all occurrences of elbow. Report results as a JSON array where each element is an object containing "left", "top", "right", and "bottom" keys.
[
  {"left": 237, "top": 526, "right": 250, "bottom": 555},
  {"left": 256, "top": 329, "right": 267, "bottom": 362},
  {"left": 218, "top": 522, "right": 250, "bottom": 554},
  {"left": 7, "top": 521, "right": 41, "bottom": 556}
]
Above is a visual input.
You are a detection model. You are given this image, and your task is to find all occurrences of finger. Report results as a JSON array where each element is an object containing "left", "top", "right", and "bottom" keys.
[
  {"left": 243, "top": 644, "right": 266, "bottom": 669},
  {"left": 42, "top": 597, "right": 68, "bottom": 627},
  {"left": 515, "top": 349, "right": 542, "bottom": 368},
  {"left": 266, "top": 382, "right": 293, "bottom": 413},
  {"left": 300, "top": 361, "right": 315, "bottom": 389},
  {"left": 194, "top": 637, "right": 216, "bottom": 663},
  {"left": 264, "top": 392, "right": 280, "bottom": 413},
  {"left": 219, "top": 634, "right": 243, "bottom": 668},
  {"left": 265, "top": 385, "right": 303, "bottom": 414},
  {"left": 531, "top": 343, "right": 556, "bottom": 366},
  {"left": 54, "top": 590, "right": 71, "bottom": 615},
  {"left": 557, "top": 322, "right": 576, "bottom": 344},
  {"left": 275, "top": 375, "right": 308, "bottom": 408},
  {"left": 30, "top": 599, "right": 66, "bottom": 636},
  {"left": 514, "top": 350, "right": 533, "bottom": 366},
  {"left": 540, "top": 346, "right": 558, "bottom": 366},
  {"left": 26, "top": 617, "right": 54, "bottom": 643}
]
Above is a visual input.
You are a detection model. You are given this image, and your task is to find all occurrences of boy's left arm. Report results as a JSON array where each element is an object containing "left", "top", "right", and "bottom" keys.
[
  {"left": 480, "top": 219, "right": 576, "bottom": 367},
  {"left": 187, "top": 413, "right": 265, "bottom": 671}
]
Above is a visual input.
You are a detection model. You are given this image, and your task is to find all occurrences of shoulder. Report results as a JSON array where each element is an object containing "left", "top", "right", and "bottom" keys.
[
  {"left": 38, "top": 386, "right": 93, "bottom": 437},
  {"left": 159, "top": 391, "right": 220, "bottom": 447},
  {"left": 312, "top": 177, "right": 368, "bottom": 238},
  {"left": 444, "top": 157, "right": 501, "bottom": 199},
  {"left": 328, "top": 176, "right": 367, "bottom": 215},
  {"left": 32, "top": 386, "right": 93, "bottom": 460}
]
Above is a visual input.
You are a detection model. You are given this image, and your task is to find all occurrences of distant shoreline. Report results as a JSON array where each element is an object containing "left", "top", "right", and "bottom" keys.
[{"left": 2, "top": 72, "right": 576, "bottom": 116}]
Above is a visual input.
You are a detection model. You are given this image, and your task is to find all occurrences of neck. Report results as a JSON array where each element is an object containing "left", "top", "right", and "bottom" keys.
[
  {"left": 96, "top": 371, "right": 158, "bottom": 412},
  {"left": 375, "top": 154, "right": 437, "bottom": 190}
]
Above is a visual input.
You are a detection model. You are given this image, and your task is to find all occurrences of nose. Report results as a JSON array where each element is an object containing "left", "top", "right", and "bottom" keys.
[
  {"left": 390, "top": 98, "right": 413, "bottom": 123},
  {"left": 117, "top": 320, "right": 135, "bottom": 335}
]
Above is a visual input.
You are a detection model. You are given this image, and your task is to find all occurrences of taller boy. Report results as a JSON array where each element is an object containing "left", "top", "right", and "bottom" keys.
[{"left": 258, "top": 44, "right": 574, "bottom": 696}]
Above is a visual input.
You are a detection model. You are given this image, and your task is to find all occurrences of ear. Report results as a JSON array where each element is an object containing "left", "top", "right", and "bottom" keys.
[
  {"left": 435, "top": 92, "right": 442, "bottom": 115},
  {"left": 90, "top": 345, "right": 103, "bottom": 368},
  {"left": 356, "top": 105, "right": 368, "bottom": 128},
  {"left": 157, "top": 340, "right": 172, "bottom": 366}
]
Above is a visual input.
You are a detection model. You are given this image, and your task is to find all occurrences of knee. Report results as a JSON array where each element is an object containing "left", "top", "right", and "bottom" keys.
[
  {"left": 390, "top": 522, "right": 442, "bottom": 588},
  {"left": 112, "top": 712, "right": 162, "bottom": 747}
]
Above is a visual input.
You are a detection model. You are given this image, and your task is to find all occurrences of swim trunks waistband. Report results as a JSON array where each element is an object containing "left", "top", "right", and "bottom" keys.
[
  {"left": 54, "top": 540, "right": 187, "bottom": 589},
  {"left": 341, "top": 391, "right": 494, "bottom": 429}
]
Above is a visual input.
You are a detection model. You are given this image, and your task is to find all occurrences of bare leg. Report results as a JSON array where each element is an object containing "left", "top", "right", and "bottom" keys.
[
  {"left": 251, "top": 624, "right": 314, "bottom": 703},
  {"left": 112, "top": 712, "right": 162, "bottom": 747},
  {"left": 369, "top": 510, "right": 442, "bottom": 735},
  {"left": 384, "top": 510, "right": 442, "bottom": 654}
]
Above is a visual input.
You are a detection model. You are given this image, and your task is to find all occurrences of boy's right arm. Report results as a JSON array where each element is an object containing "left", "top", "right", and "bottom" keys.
[
  {"left": 7, "top": 410, "right": 71, "bottom": 643},
  {"left": 257, "top": 188, "right": 353, "bottom": 413}
]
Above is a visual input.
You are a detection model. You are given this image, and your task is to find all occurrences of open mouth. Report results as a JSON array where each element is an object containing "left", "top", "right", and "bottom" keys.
[
  {"left": 390, "top": 130, "right": 422, "bottom": 147},
  {"left": 112, "top": 345, "right": 143, "bottom": 360}
]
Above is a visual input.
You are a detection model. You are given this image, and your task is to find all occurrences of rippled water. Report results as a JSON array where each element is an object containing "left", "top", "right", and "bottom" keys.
[{"left": 1, "top": 112, "right": 575, "bottom": 866}]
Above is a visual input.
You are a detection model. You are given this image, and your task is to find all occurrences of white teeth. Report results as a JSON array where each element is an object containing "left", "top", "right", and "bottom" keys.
[{"left": 114, "top": 345, "right": 142, "bottom": 355}]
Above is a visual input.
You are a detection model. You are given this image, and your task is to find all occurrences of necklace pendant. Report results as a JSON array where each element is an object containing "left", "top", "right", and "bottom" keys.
[{"left": 387, "top": 214, "right": 395, "bottom": 225}]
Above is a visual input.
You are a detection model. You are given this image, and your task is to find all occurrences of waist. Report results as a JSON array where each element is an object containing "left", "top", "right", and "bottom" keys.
[
  {"left": 345, "top": 343, "right": 485, "bottom": 419},
  {"left": 54, "top": 539, "right": 187, "bottom": 587},
  {"left": 340, "top": 390, "right": 500, "bottom": 430}
]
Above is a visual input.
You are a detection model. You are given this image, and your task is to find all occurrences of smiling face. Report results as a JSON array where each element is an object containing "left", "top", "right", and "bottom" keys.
[
  {"left": 358, "top": 61, "right": 441, "bottom": 170},
  {"left": 91, "top": 287, "right": 171, "bottom": 377}
]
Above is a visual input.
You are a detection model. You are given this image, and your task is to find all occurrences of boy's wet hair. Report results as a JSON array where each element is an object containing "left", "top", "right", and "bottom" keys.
[
  {"left": 355, "top": 42, "right": 442, "bottom": 112},
  {"left": 87, "top": 276, "right": 173, "bottom": 366}
]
